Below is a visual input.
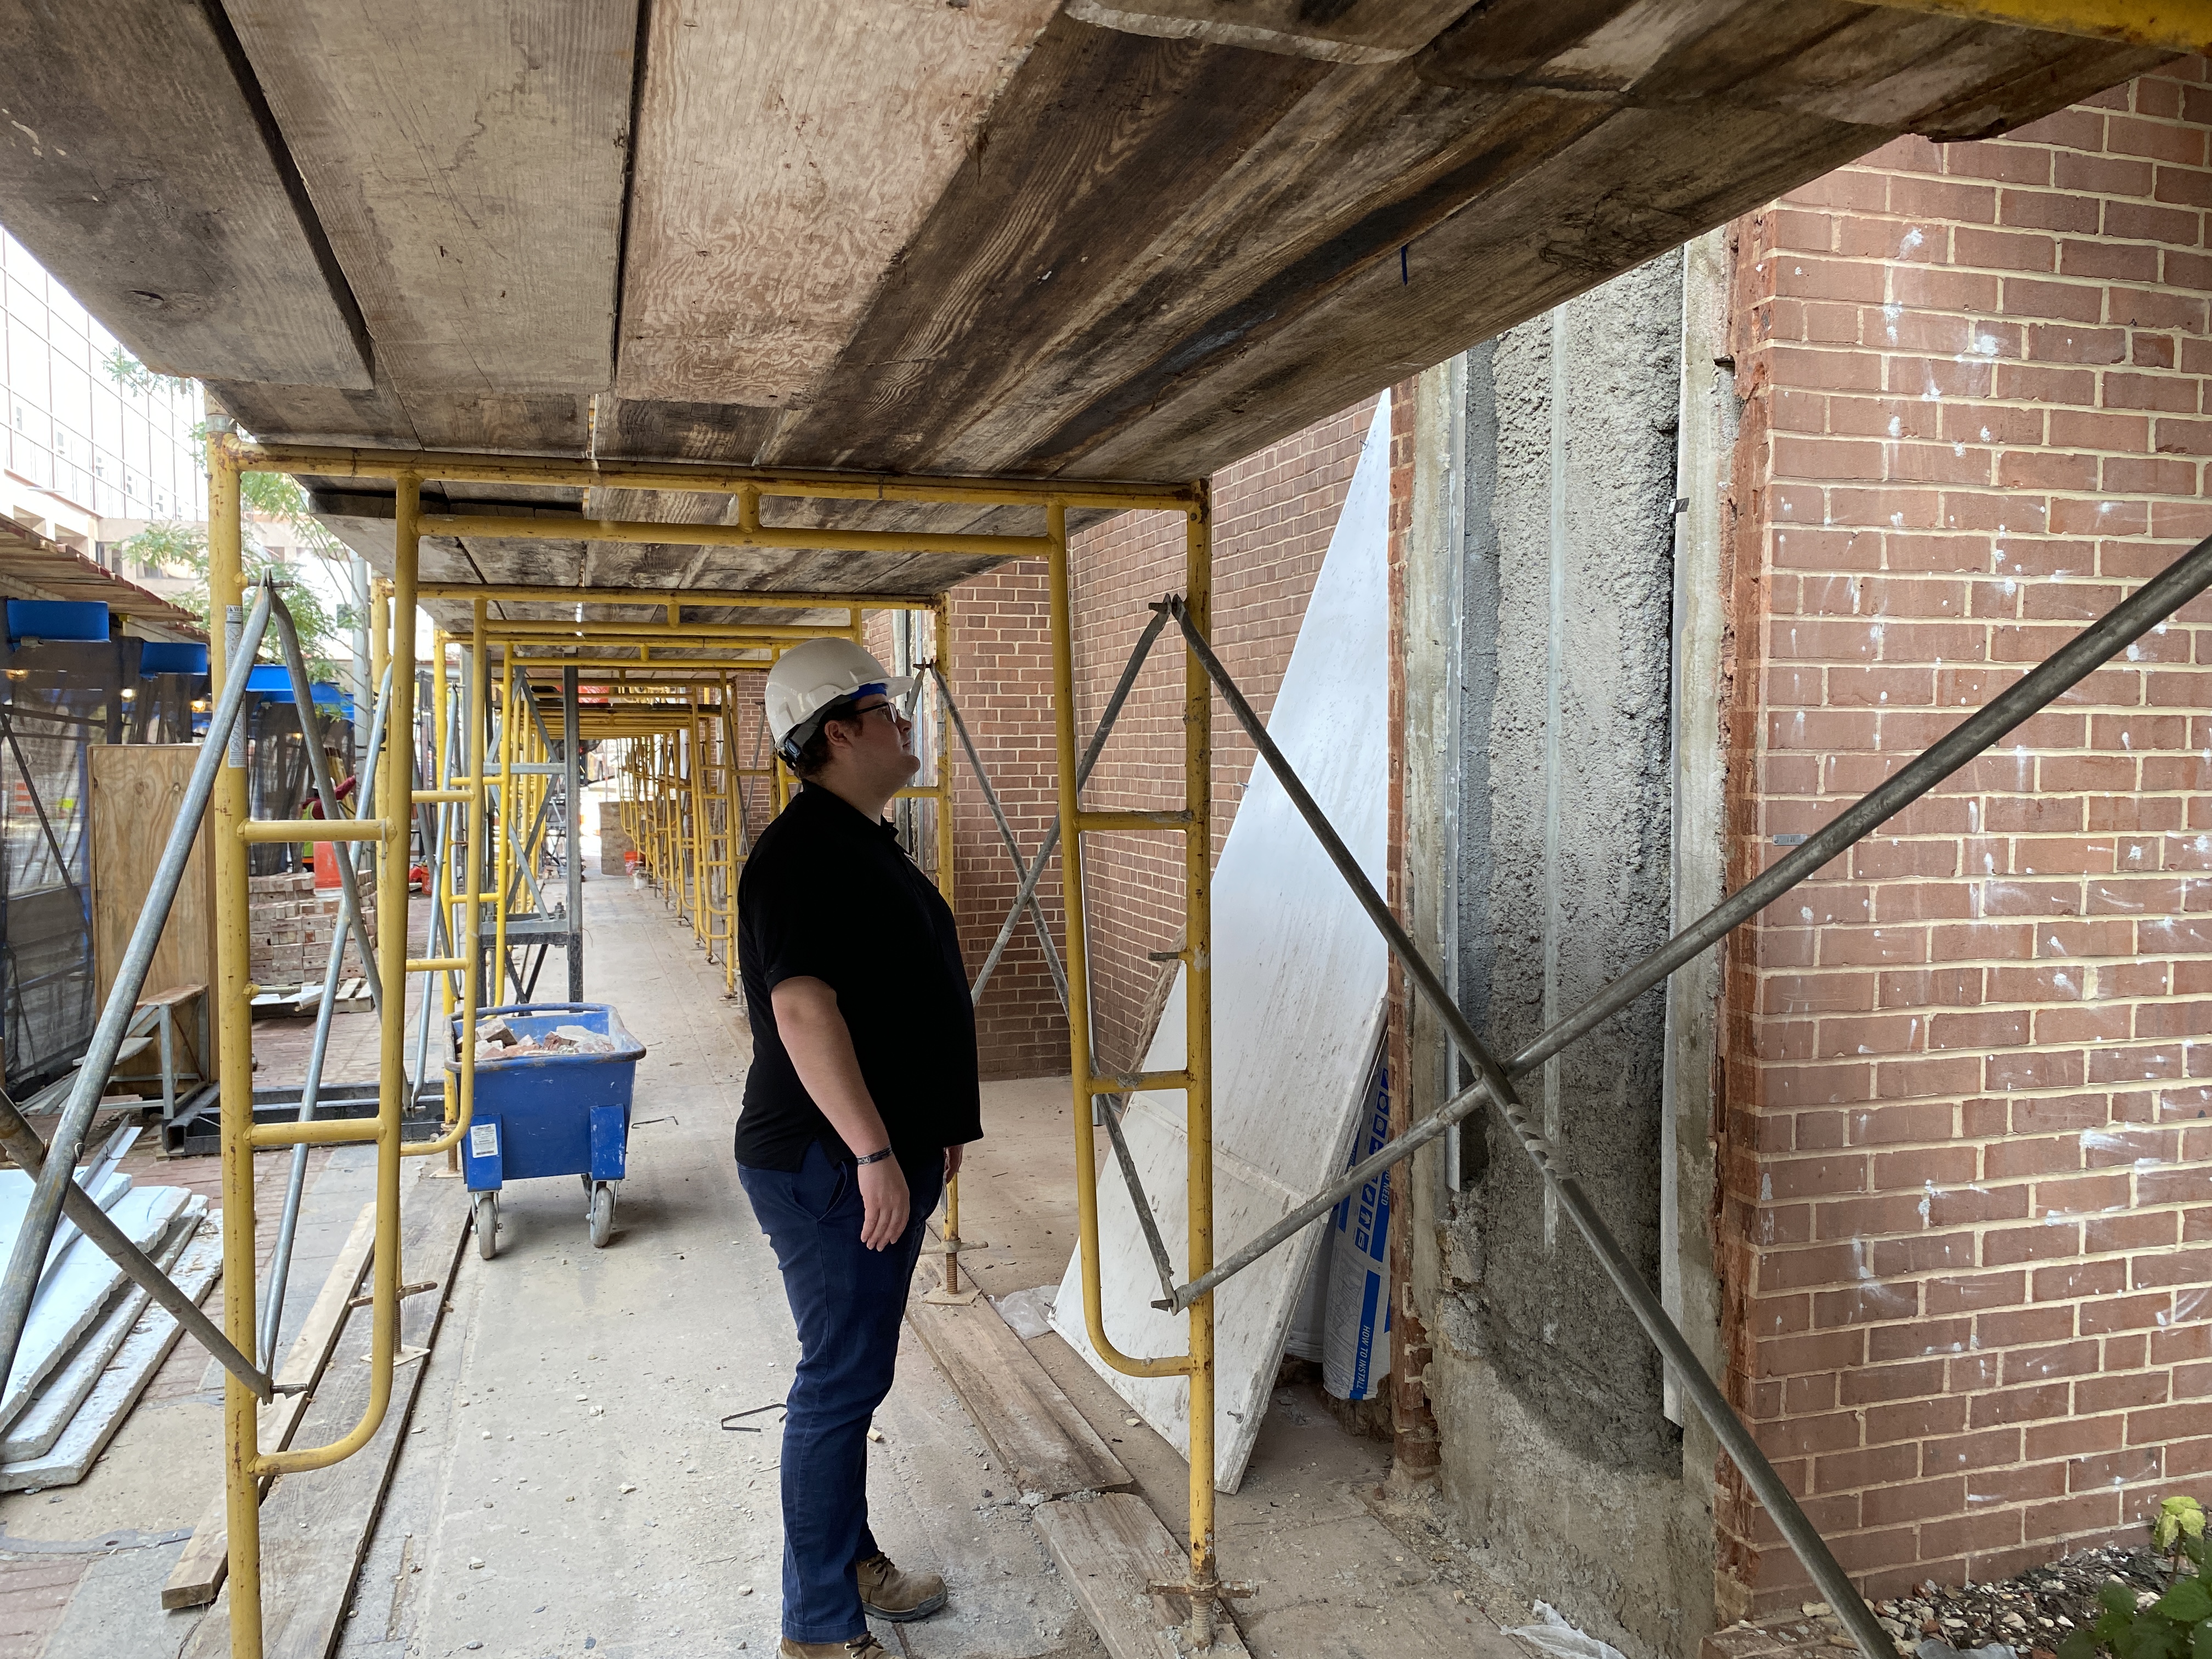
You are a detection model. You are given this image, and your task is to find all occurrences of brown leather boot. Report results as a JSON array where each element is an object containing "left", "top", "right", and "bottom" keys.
[
  {"left": 855, "top": 1551, "right": 947, "bottom": 1621},
  {"left": 778, "top": 1637, "right": 888, "bottom": 1658}
]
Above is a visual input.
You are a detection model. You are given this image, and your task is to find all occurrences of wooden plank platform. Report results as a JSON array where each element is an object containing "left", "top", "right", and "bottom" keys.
[
  {"left": 162, "top": 1201, "right": 378, "bottom": 1610},
  {"left": 179, "top": 1178, "right": 470, "bottom": 1658},
  {"left": 906, "top": 1283, "right": 1130, "bottom": 1500},
  {"left": 1032, "top": 1492, "right": 1251, "bottom": 1659}
]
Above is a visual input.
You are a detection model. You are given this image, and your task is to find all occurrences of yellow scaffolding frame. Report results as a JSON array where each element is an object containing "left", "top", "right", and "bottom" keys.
[{"left": 205, "top": 437, "right": 1217, "bottom": 1658}]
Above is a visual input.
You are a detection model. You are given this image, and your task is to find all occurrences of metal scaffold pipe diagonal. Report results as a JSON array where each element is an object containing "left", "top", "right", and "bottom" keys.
[
  {"left": 1190, "top": 522, "right": 2212, "bottom": 1307},
  {"left": 259, "top": 659, "right": 395, "bottom": 1372},
  {"left": 1163, "top": 594, "right": 1894, "bottom": 1656},
  {"left": 269, "top": 591, "right": 383, "bottom": 1010},
  {"left": 1507, "top": 528, "right": 2212, "bottom": 1082},
  {"left": 927, "top": 665, "right": 1070, "bottom": 1008},
  {"left": 0, "top": 580, "right": 278, "bottom": 1398},
  {"left": 934, "top": 658, "right": 1180, "bottom": 1306},
  {"left": 969, "top": 607, "right": 1169, "bottom": 1002}
]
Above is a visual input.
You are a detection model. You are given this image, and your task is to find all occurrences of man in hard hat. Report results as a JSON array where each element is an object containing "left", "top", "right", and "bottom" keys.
[{"left": 733, "top": 637, "right": 979, "bottom": 1659}]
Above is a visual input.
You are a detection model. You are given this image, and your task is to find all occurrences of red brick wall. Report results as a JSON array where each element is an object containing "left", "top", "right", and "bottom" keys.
[
  {"left": 941, "top": 564, "right": 1071, "bottom": 1079},
  {"left": 1720, "top": 63, "right": 2212, "bottom": 1609}
]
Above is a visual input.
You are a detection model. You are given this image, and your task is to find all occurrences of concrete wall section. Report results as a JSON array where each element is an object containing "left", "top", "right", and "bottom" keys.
[{"left": 1424, "top": 252, "right": 1706, "bottom": 1657}]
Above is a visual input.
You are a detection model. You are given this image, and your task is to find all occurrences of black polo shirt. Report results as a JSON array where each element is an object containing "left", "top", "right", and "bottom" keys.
[{"left": 733, "top": 781, "right": 981, "bottom": 1174}]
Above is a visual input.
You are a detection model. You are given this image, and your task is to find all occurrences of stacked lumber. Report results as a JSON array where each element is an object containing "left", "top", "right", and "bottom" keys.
[
  {"left": 248, "top": 978, "right": 374, "bottom": 1019},
  {"left": 0, "top": 1126, "right": 219, "bottom": 1492}
]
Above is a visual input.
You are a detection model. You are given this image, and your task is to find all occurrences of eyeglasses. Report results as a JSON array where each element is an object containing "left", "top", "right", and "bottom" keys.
[{"left": 845, "top": 699, "right": 902, "bottom": 727}]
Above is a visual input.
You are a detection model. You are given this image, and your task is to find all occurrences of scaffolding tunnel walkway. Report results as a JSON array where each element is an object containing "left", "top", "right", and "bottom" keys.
[{"left": 6, "top": 435, "right": 2207, "bottom": 1659}]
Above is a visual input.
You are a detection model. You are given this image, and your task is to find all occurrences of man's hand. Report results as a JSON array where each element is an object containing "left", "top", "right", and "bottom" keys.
[
  {"left": 857, "top": 1156, "right": 911, "bottom": 1251},
  {"left": 946, "top": 1143, "right": 964, "bottom": 1180}
]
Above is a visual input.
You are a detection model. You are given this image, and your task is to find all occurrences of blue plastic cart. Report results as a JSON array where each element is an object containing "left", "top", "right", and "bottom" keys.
[{"left": 447, "top": 1002, "right": 646, "bottom": 1257}]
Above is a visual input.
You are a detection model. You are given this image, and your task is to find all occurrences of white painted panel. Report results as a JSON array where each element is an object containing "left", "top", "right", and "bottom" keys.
[
  {"left": 1053, "top": 392, "right": 1390, "bottom": 1492},
  {"left": 0, "top": 1186, "right": 189, "bottom": 1429}
]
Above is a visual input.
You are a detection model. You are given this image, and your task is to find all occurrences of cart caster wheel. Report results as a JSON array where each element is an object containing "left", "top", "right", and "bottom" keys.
[
  {"left": 588, "top": 1183, "right": 616, "bottom": 1249},
  {"left": 474, "top": 1192, "right": 498, "bottom": 1261}
]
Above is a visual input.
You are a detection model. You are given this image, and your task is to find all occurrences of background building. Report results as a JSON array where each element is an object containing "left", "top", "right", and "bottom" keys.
[{"left": 2, "top": 227, "right": 205, "bottom": 563}]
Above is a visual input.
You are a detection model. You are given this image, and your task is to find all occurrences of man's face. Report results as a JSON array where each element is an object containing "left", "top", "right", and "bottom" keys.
[{"left": 830, "top": 693, "right": 919, "bottom": 791}]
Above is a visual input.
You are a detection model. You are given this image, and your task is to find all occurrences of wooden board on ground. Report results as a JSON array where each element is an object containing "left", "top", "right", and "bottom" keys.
[
  {"left": 0, "top": 1215, "right": 223, "bottom": 1492},
  {"left": 907, "top": 1279, "right": 1129, "bottom": 1499},
  {"left": 180, "top": 1178, "right": 470, "bottom": 1658},
  {"left": 1, "top": 1198, "right": 204, "bottom": 1463},
  {"left": 1032, "top": 1492, "right": 1251, "bottom": 1659},
  {"left": 163, "top": 1201, "right": 377, "bottom": 1609}
]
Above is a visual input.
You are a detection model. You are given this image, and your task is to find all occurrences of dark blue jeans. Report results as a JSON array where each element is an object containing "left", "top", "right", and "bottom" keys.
[{"left": 738, "top": 1142, "right": 943, "bottom": 1645}]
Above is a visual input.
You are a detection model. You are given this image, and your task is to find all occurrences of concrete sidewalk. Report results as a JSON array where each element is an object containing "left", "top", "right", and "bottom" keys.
[
  {"left": 0, "top": 873, "right": 1542, "bottom": 1659},
  {"left": 340, "top": 875, "right": 1098, "bottom": 1659}
]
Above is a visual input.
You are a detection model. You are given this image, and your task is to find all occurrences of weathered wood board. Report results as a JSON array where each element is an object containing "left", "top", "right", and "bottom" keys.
[
  {"left": 1052, "top": 396, "right": 1389, "bottom": 1492},
  {"left": 2, "top": 0, "right": 2161, "bottom": 496},
  {"left": 0, "top": 1215, "right": 221, "bottom": 1492},
  {"left": 1032, "top": 1491, "right": 1252, "bottom": 1659},
  {"left": 223, "top": 0, "right": 636, "bottom": 402},
  {"left": 180, "top": 1177, "right": 471, "bottom": 1659},
  {"left": 616, "top": 0, "right": 1060, "bottom": 406},
  {"left": 163, "top": 1201, "right": 377, "bottom": 1611},
  {"left": 907, "top": 1283, "right": 1131, "bottom": 1499},
  {"left": 0, "top": 0, "right": 371, "bottom": 388}
]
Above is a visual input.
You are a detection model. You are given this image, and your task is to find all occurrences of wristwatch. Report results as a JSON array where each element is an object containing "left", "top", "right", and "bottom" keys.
[{"left": 854, "top": 1147, "right": 893, "bottom": 1166}]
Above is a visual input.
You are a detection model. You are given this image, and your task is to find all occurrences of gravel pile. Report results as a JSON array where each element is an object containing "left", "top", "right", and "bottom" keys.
[{"left": 1871, "top": 1544, "right": 2174, "bottom": 1656}]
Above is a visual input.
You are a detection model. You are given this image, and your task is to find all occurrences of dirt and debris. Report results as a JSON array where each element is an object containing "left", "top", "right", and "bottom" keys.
[
  {"left": 1710, "top": 1545, "right": 2179, "bottom": 1659},
  {"left": 472, "top": 1018, "right": 618, "bottom": 1061},
  {"left": 1880, "top": 1544, "right": 2176, "bottom": 1656}
]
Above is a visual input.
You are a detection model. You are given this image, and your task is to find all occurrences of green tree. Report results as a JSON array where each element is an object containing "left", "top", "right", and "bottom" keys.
[{"left": 103, "top": 354, "right": 354, "bottom": 680}]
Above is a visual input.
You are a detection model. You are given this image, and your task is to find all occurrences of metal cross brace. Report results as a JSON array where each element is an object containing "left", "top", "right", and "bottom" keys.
[
  {"left": 1154, "top": 524, "right": 2212, "bottom": 1659},
  {"left": 0, "top": 582, "right": 285, "bottom": 1403},
  {"left": 0, "top": 1091, "right": 270, "bottom": 1398},
  {"left": 954, "top": 614, "right": 1186, "bottom": 1305},
  {"left": 969, "top": 607, "right": 1170, "bottom": 1002}
]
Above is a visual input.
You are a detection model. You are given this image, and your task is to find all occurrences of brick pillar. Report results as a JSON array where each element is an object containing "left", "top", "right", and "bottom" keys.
[{"left": 1385, "top": 374, "right": 1441, "bottom": 1483}]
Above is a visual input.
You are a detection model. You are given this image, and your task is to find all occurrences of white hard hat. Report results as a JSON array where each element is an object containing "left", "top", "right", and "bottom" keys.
[{"left": 765, "top": 637, "right": 913, "bottom": 764}]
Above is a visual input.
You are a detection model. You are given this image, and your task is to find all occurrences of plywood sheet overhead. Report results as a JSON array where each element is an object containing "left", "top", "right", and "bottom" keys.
[
  {"left": 221, "top": 0, "right": 637, "bottom": 401},
  {"left": 616, "top": 0, "right": 1060, "bottom": 410},
  {"left": 0, "top": 0, "right": 369, "bottom": 388},
  {"left": 0, "top": 0, "right": 2169, "bottom": 593},
  {"left": 1052, "top": 394, "right": 1391, "bottom": 1493}
]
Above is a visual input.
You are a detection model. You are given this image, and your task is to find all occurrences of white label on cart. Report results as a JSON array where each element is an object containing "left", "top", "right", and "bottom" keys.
[{"left": 470, "top": 1122, "right": 498, "bottom": 1160}]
